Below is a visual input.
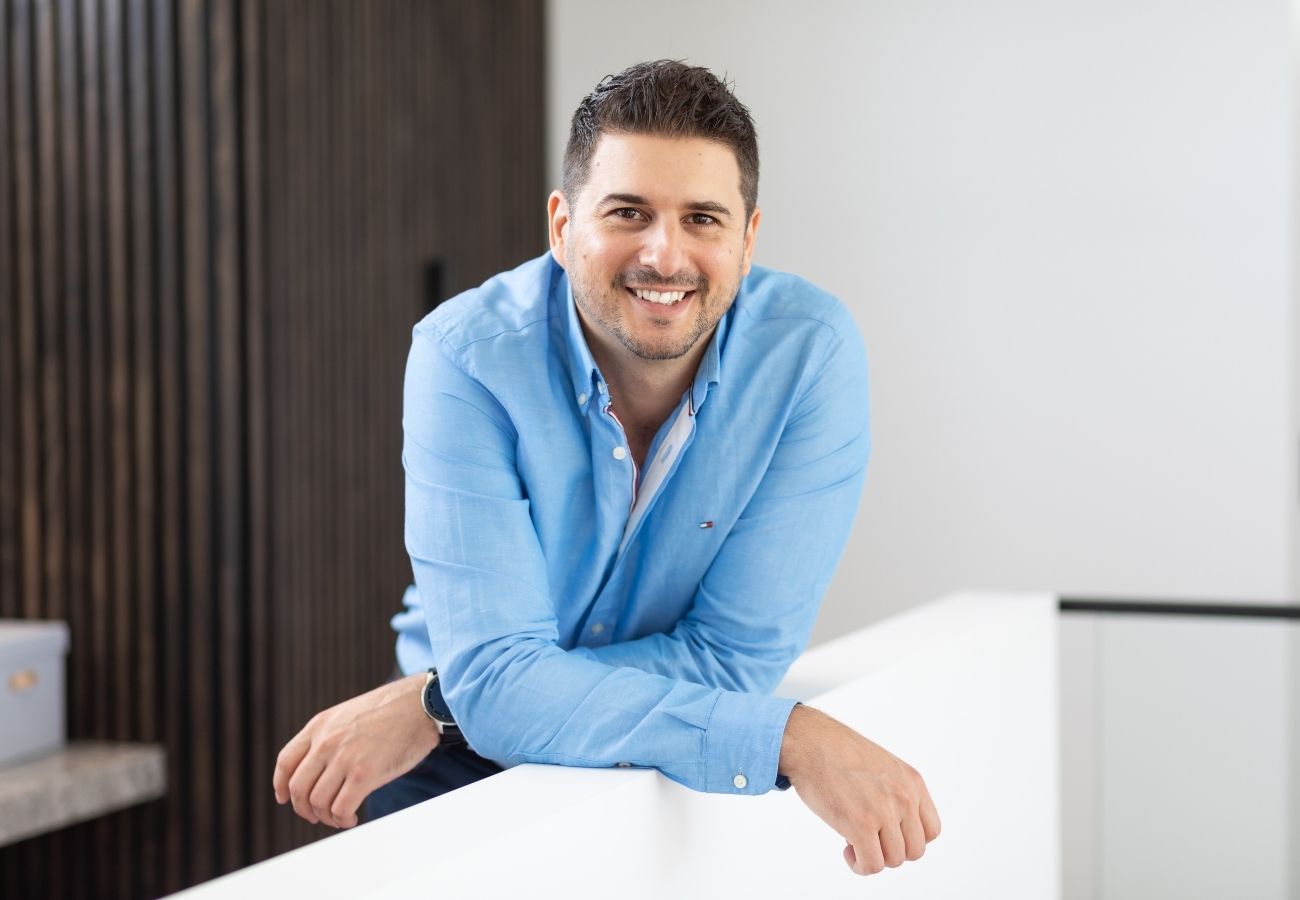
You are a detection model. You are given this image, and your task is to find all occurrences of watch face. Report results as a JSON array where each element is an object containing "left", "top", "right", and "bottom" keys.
[{"left": 423, "top": 671, "right": 455, "bottom": 726}]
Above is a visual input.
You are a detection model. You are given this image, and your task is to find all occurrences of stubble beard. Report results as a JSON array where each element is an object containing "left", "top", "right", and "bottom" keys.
[{"left": 571, "top": 266, "right": 738, "bottom": 362}]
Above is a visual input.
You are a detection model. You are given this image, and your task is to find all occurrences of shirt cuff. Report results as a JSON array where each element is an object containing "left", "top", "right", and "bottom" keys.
[{"left": 704, "top": 691, "right": 799, "bottom": 795}]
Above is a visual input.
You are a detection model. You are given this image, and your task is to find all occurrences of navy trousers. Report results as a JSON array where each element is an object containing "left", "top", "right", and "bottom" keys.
[{"left": 363, "top": 742, "right": 504, "bottom": 821}]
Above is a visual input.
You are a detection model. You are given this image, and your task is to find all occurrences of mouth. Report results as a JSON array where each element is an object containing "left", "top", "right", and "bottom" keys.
[{"left": 624, "top": 286, "right": 697, "bottom": 316}]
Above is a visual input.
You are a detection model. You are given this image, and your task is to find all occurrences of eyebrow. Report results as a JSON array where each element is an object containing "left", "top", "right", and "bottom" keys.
[{"left": 595, "top": 192, "right": 734, "bottom": 219}]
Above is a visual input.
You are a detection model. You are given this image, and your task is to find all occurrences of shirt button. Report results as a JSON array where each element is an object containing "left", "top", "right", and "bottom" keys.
[
  {"left": 591, "top": 623, "right": 605, "bottom": 635},
  {"left": 612, "top": 446, "right": 627, "bottom": 461},
  {"left": 732, "top": 774, "right": 748, "bottom": 790},
  {"left": 577, "top": 392, "right": 587, "bottom": 406}
]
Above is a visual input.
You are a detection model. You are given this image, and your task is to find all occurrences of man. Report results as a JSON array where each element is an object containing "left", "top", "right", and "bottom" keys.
[{"left": 274, "top": 60, "right": 940, "bottom": 877}]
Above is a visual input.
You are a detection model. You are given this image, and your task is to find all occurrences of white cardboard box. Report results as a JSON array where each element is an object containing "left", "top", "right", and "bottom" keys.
[{"left": 0, "top": 621, "right": 70, "bottom": 768}]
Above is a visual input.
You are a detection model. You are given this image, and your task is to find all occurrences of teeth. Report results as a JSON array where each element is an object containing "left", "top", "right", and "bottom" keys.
[{"left": 633, "top": 288, "right": 687, "bottom": 304}]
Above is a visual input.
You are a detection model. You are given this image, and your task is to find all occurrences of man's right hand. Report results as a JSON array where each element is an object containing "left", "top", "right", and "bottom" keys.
[
  {"left": 273, "top": 673, "right": 441, "bottom": 829},
  {"left": 779, "top": 704, "right": 942, "bottom": 876}
]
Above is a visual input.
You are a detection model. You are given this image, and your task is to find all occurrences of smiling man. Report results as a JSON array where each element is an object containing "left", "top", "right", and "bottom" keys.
[{"left": 274, "top": 60, "right": 940, "bottom": 877}]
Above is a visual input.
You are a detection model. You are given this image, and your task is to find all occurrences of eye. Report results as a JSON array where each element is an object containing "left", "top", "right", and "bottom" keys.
[
  {"left": 612, "top": 207, "right": 646, "bottom": 221},
  {"left": 686, "top": 213, "right": 718, "bottom": 226}
]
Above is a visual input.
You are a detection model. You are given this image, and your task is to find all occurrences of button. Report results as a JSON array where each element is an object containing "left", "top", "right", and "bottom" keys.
[
  {"left": 577, "top": 392, "right": 587, "bottom": 406},
  {"left": 732, "top": 774, "right": 748, "bottom": 790},
  {"left": 612, "top": 446, "right": 627, "bottom": 461},
  {"left": 591, "top": 623, "right": 605, "bottom": 635}
]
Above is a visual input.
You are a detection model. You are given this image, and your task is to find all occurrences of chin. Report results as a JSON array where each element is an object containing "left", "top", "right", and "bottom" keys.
[{"left": 620, "top": 330, "right": 702, "bottom": 362}]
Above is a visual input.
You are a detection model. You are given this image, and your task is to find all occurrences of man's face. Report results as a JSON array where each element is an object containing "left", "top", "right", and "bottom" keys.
[{"left": 548, "top": 133, "right": 761, "bottom": 362}]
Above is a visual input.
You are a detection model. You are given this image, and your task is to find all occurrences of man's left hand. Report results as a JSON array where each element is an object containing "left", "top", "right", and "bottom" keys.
[{"left": 273, "top": 673, "right": 440, "bottom": 828}]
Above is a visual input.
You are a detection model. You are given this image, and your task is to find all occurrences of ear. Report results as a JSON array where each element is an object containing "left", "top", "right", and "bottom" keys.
[
  {"left": 548, "top": 190, "right": 571, "bottom": 268},
  {"left": 740, "top": 206, "right": 762, "bottom": 276}
]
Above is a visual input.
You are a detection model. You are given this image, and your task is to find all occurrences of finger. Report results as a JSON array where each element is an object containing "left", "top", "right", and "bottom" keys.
[
  {"left": 273, "top": 730, "right": 313, "bottom": 804},
  {"left": 330, "top": 774, "right": 373, "bottom": 829},
  {"left": 308, "top": 760, "right": 349, "bottom": 828},
  {"left": 901, "top": 813, "right": 927, "bottom": 861},
  {"left": 879, "top": 824, "right": 906, "bottom": 868},
  {"left": 287, "top": 747, "right": 330, "bottom": 825},
  {"left": 919, "top": 790, "right": 942, "bottom": 842},
  {"left": 847, "top": 834, "right": 885, "bottom": 876}
]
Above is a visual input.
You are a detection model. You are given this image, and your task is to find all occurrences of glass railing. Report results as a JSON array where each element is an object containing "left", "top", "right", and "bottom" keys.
[{"left": 1059, "top": 597, "right": 1299, "bottom": 900}]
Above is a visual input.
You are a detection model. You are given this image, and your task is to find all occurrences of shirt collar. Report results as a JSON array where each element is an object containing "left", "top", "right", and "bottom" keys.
[
  {"left": 554, "top": 259, "right": 734, "bottom": 414},
  {"left": 558, "top": 269, "right": 603, "bottom": 409}
]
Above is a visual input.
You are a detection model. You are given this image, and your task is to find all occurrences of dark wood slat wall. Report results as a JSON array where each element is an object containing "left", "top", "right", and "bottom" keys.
[{"left": 0, "top": 1, "right": 546, "bottom": 896}]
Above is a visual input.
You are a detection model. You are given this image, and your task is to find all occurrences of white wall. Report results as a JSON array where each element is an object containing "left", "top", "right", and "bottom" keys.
[
  {"left": 547, "top": 6, "right": 1296, "bottom": 895},
  {"left": 1290, "top": 6, "right": 1300, "bottom": 892},
  {"left": 546, "top": 0, "right": 1296, "bottom": 642}
]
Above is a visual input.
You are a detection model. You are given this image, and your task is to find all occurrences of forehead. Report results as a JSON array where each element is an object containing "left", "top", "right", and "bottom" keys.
[{"left": 583, "top": 132, "right": 743, "bottom": 209}]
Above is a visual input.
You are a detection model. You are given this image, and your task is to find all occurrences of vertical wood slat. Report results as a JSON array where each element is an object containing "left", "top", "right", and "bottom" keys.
[
  {"left": 54, "top": 0, "right": 83, "bottom": 890},
  {"left": 209, "top": 0, "right": 246, "bottom": 873},
  {"left": 13, "top": 0, "right": 43, "bottom": 628},
  {"left": 35, "top": 0, "right": 65, "bottom": 638},
  {"left": 55, "top": 0, "right": 84, "bottom": 759},
  {"left": 3, "top": 5, "right": 27, "bottom": 900},
  {"left": 0, "top": 0, "right": 18, "bottom": 631},
  {"left": 179, "top": 0, "right": 216, "bottom": 884},
  {"left": 104, "top": 3, "right": 136, "bottom": 892},
  {"left": 1, "top": 2, "right": 546, "bottom": 895},
  {"left": 262, "top": 0, "right": 288, "bottom": 856},
  {"left": 242, "top": 0, "right": 271, "bottom": 867},
  {"left": 150, "top": 0, "right": 187, "bottom": 890},
  {"left": 75, "top": 0, "right": 107, "bottom": 759},
  {"left": 127, "top": 0, "right": 159, "bottom": 894}
]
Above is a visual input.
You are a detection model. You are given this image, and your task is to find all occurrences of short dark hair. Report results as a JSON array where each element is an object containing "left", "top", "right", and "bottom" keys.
[{"left": 562, "top": 60, "right": 759, "bottom": 219}]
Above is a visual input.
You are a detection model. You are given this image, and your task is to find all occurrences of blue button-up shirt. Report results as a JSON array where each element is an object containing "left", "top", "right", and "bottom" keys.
[{"left": 391, "top": 252, "right": 869, "bottom": 795}]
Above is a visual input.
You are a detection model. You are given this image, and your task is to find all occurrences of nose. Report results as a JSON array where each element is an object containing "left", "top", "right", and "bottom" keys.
[{"left": 638, "top": 218, "right": 688, "bottom": 280}]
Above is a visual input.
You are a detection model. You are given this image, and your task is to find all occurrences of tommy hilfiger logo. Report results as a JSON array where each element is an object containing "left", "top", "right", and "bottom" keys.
[{"left": 698, "top": 521, "right": 714, "bottom": 529}]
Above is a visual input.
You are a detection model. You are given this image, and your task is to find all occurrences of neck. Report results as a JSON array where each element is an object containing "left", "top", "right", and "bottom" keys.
[{"left": 581, "top": 324, "right": 711, "bottom": 431}]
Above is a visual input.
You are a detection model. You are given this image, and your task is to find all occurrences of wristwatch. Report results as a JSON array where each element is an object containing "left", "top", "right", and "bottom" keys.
[{"left": 420, "top": 668, "right": 465, "bottom": 745}]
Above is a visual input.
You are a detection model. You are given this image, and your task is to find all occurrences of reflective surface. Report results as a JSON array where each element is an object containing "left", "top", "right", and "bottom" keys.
[{"left": 1061, "top": 611, "right": 1298, "bottom": 899}]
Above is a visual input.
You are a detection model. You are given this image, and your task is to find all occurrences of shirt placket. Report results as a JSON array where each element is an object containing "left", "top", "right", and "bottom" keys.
[{"left": 579, "top": 380, "right": 636, "bottom": 645}]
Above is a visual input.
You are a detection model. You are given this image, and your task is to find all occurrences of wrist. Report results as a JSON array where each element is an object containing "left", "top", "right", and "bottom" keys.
[
  {"left": 778, "top": 702, "right": 814, "bottom": 783},
  {"left": 418, "top": 667, "right": 465, "bottom": 745}
]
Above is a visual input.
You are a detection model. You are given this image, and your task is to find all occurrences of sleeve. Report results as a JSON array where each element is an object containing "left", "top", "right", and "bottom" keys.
[
  {"left": 403, "top": 323, "right": 797, "bottom": 795},
  {"left": 570, "top": 316, "right": 870, "bottom": 694}
]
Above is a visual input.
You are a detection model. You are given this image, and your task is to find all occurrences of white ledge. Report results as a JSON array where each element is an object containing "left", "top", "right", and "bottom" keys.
[{"left": 177, "top": 591, "right": 1060, "bottom": 898}]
